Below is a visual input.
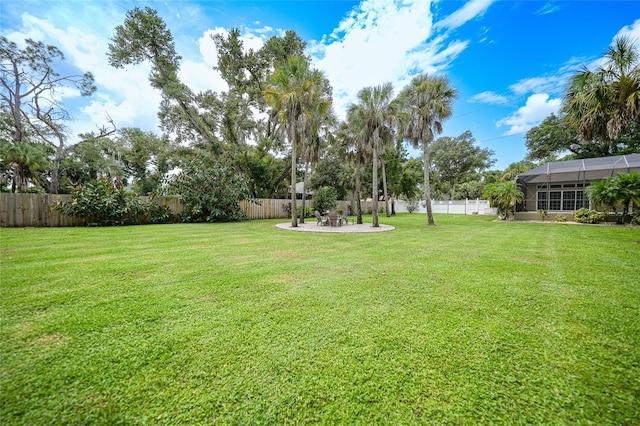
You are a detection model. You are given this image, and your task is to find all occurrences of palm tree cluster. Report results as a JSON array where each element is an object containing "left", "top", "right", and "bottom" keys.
[
  {"left": 264, "top": 61, "right": 458, "bottom": 227},
  {"left": 263, "top": 56, "right": 333, "bottom": 227}
]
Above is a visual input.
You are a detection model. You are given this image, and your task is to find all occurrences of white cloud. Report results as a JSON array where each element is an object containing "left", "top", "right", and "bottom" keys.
[
  {"left": 308, "top": 0, "right": 497, "bottom": 119},
  {"left": 180, "top": 28, "right": 229, "bottom": 94},
  {"left": 508, "top": 18, "right": 640, "bottom": 102},
  {"left": 9, "top": 13, "right": 163, "bottom": 139},
  {"left": 434, "top": 0, "right": 495, "bottom": 31},
  {"left": 536, "top": 2, "right": 563, "bottom": 16},
  {"left": 615, "top": 18, "right": 640, "bottom": 42},
  {"left": 497, "top": 93, "right": 561, "bottom": 135},
  {"left": 509, "top": 75, "right": 566, "bottom": 96},
  {"left": 468, "top": 91, "right": 508, "bottom": 105},
  {"left": 309, "top": 0, "right": 465, "bottom": 118}
]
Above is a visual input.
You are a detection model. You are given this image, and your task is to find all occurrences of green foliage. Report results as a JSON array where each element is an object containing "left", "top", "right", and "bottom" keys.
[
  {"left": 631, "top": 210, "right": 640, "bottom": 225},
  {"left": 563, "top": 36, "right": 640, "bottom": 143},
  {"left": 394, "top": 157, "right": 422, "bottom": 200},
  {"left": 164, "top": 158, "right": 249, "bottom": 222},
  {"left": 264, "top": 55, "right": 332, "bottom": 227},
  {"left": 588, "top": 172, "right": 640, "bottom": 219},
  {"left": 430, "top": 131, "right": 495, "bottom": 199},
  {"left": 398, "top": 74, "right": 457, "bottom": 226},
  {"left": 501, "top": 160, "right": 536, "bottom": 182},
  {"left": 55, "top": 179, "right": 146, "bottom": 226},
  {"left": 538, "top": 209, "right": 549, "bottom": 221},
  {"left": 308, "top": 155, "right": 349, "bottom": 200},
  {"left": 116, "top": 127, "right": 173, "bottom": 195},
  {"left": 311, "top": 186, "right": 338, "bottom": 213},
  {"left": 525, "top": 114, "right": 578, "bottom": 161},
  {"left": 573, "top": 208, "right": 606, "bottom": 224},
  {"left": 347, "top": 82, "right": 398, "bottom": 227},
  {"left": 406, "top": 199, "right": 419, "bottom": 213},
  {"left": 0, "top": 141, "right": 51, "bottom": 192},
  {"left": 555, "top": 213, "right": 567, "bottom": 222},
  {"left": 483, "top": 181, "right": 524, "bottom": 220},
  {"left": 296, "top": 205, "right": 314, "bottom": 219}
]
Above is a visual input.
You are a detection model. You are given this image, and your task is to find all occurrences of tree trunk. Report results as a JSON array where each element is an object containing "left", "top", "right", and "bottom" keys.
[
  {"left": 450, "top": 177, "right": 458, "bottom": 200},
  {"left": 300, "top": 161, "right": 309, "bottom": 224},
  {"left": 382, "top": 159, "right": 390, "bottom": 217},
  {"left": 355, "top": 166, "right": 363, "bottom": 225},
  {"left": 290, "top": 126, "right": 297, "bottom": 227},
  {"left": 11, "top": 62, "right": 23, "bottom": 143},
  {"left": 50, "top": 143, "right": 65, "bottom": 194},
  {"left": 372, "top": 149, "right": 379, "bottom": 227},
  {"left": 423, "top": 143, "right": 435, "bottom": 226}
]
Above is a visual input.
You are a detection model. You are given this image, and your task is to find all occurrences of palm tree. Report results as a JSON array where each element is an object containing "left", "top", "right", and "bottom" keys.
[
  {"left": 563, "top": 36, "right": 640, "bottom": 146},
  {"left": 0, "top": 141, "right": 51, "bottom": 192},
  {"left": 337, "top": 119, "right": 367, "bottom": 224},
  {"left": 264, "top": 56, "right": 331, "bottom": 227},
  {"left": 588, "top": 172, "right": 640, "bottom": 221},
  {"left": 299, "top": 98, "right": 334, "bottom": 223},
  {"left": 483, "top": 181, "right": 524, "bottom": 220},
  {"left": 398, "top": 74, "right": 457, "bottom": 226},
  {"left": 348, "top": 83, "right": 398, "bottom": 227}
]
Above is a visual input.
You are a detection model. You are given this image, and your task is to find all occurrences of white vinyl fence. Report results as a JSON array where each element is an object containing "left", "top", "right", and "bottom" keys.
[{"left": 395, "top": 199, "right": 497, "bottom": 215}]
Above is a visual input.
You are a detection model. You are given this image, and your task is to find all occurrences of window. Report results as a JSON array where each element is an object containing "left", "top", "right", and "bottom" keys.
[
  {"left": 537, "top": 192, "right": 547, "bottom": 210},
  {"left": 549, "top": 191, "right": 561, "bottom": 210},
  {"left": 576, "top": 190, "right": 588, "bottom": 209},
  {"left": 536, "top": 187, "right": 590, "bottom": 211},
  {"left": 563, "top": 191, "right": 576, "bottom": 210}
]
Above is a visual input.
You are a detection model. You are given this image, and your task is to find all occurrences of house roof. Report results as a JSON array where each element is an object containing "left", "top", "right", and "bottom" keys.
[
  {"left": 288, "top": 182, "right": 313, "bottom": 195},
  {"left": 516, "top": 153, "right": 640, "bottom": 184}
]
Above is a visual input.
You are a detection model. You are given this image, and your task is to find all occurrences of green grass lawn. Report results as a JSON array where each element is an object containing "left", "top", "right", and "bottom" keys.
[{"left": 1, "top": 214, "right": 639, "bottom": 424}]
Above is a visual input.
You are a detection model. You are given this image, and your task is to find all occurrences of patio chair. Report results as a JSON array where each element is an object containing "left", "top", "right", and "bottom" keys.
[
  {"left": 327, "top": 209, "right": 339, "bottom": 226},
  {"left": 339, "top": 211, "right": 352, "bottom": 225},
  {"left": 314, "top": 210, "right": 329, "bottom": 226}
]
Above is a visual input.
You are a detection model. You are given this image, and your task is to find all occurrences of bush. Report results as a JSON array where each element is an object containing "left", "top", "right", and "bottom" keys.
[
  {"left": 538, "top": 209, "right": 549, "bottom": 221},
  {"left": 555, "top": 213, "right": 567, "bottom": 222},
  {"left": 55, "top": 179, "right": 146, "bottom": 226},
  {"left": 144, "top": 202, "right": 178, "bottom": 224},
  {"left": 312, "top": 187, "right": 338, "bottom": 213},
  {"left": 406, "top": 200, "right": 419, "bottom": 213},
  {"left": 631, "top": 211, "right": 640, "bottom": 225},
  {"left": 483, "top": 181, "right": 524, "bottom": 220},
  {"left": 164, "top": 158, "right": 249, "bottom": 223},
  {"left": 573, "top": 208, "right": 606, "bottom": 224},
  {"left": 296, "top": 206, "right": 314, "bottom": 218}
]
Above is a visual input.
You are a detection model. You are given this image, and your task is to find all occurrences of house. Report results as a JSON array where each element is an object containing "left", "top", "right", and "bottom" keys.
[
  {"left": 514, "top": 153, "right": 640, "bottom": 220},
  {"left": 287, "top": 182, "right": 313, "bottom": 199}
]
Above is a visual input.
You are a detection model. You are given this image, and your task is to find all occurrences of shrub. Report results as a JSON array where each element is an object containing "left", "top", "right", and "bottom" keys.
[
  {"left": 573, "top": 208, "right": 606, "bottom": 224},
  {"left": 312, "top": 187, "right": 338, "bottom": 213},
  {"left": 631, "top": 211, "right": 640, "bottom": 225},
  {"left": 483, "top": 181, "right": 524, "bottom": 220},
  {"left": 406, "top": 200, "right": 419, "bottom": 213},
  {"left": 538, "top": 209, "right": 549, "bottom": 221},
  {"left": 555, "top": 213, "right": 567, "bottom": 222},
  {"left": 144, "top": 202, "right": 178, "bottom": 224},
  {"left": 55, "top": 179, "right": 146, "bottom": 226},
  {"left": 164, "top": 158, "right": 249, "bottom": 223},
  {"left": 296, "top": 206, "right": 314, "bottom": 218}
]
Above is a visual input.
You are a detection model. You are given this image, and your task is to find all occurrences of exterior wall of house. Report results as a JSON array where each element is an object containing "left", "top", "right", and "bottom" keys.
[{"left": 514, "top": 211, "right": 576, "bottom": 221}]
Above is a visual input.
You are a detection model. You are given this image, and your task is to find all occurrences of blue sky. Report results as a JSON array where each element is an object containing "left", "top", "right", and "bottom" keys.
[{"left": 2, "top": 0, "right": 639, "bottom": 169}]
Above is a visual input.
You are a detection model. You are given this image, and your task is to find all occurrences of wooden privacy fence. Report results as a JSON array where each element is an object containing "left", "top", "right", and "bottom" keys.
[
  {"left": 1, "top": 194, "right": 496, "bottom": 227},
  {"left": 0, "top": 194, "right": 373, "bottom": 227},
  {"left": 0, "top": 194, "right": 186, "bottom": 227}
]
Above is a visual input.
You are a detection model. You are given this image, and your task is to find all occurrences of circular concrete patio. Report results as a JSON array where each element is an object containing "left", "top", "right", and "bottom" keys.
[{"left": 275, "top": 221, "right": 395, "bottom": 233}]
